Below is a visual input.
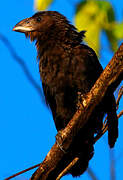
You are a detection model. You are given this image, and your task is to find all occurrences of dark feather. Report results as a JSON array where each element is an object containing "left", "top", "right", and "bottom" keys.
[{"left": 13, "top": 11, "right": 118, "bottom": 178}]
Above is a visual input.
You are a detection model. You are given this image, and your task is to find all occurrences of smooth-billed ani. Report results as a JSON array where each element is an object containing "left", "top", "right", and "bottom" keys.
[{"left": 13, "top": 11, "right": 118, "bottom": 178}]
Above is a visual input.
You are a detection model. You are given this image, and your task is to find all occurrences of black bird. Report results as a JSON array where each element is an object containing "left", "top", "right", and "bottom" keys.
[{"left": 13, "top": 11, "right": 118, "bottom": 178}]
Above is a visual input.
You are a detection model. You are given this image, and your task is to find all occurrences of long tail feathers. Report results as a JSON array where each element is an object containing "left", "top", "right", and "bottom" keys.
[{"left": 107, "top": 95, "right": 118, "bottom": 148}]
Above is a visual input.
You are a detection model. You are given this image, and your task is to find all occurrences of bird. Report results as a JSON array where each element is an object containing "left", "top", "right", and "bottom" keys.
[{"left": 13, "top": 11, "right": 118, "bottom": 178}]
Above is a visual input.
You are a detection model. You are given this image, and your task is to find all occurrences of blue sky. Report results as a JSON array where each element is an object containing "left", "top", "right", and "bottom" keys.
[{"left": 0, "top": 0, "right": 123, "bottom": 180}]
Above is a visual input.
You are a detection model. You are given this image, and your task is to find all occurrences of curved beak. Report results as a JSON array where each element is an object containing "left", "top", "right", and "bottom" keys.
[{"left": 13, "top": 17, "right": 35, "bottom": 33}]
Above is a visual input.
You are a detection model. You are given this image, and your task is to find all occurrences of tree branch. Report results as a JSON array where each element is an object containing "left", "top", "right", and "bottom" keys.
[
  {"left": 30, "top": 43, "right": 123, "bottom": 180},
  {"left": 5, "top": 109, "right": 123, "bottom": 180},
  {"left": 116, "top": 85, "right": 123, "bottom": 109},
  {"left": 5, "top": 43, "right": 123, "bottom": 180},
  {"left": 49, "top": 109, "right": 123, "bottom": 180}
]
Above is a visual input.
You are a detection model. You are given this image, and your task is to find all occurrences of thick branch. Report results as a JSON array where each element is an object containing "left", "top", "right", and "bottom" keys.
[
  {"left": 31, "top": 44, "right": 123, "bottom": 180},
  {"left": 5, "top": 91, "right": 123, "bottom": 180}
]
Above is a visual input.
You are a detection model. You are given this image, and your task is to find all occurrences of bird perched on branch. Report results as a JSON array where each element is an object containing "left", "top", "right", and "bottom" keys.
[{"left": 13, "top": 11, "right": 118, "bottom": 178}]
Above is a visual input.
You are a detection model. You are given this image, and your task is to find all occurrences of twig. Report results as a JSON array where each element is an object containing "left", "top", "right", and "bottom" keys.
[
  {"left": 116, "top": 85, "right": 123, "bottom": 109},
  {"left": 0, "top": 33, "right": 44, "bottom": 102},
  {"left": 5, "top": 163, "right": 40, "bottom": 180},
  {"left": 56, "top": 157, "right": 79, "bottom": 180}
]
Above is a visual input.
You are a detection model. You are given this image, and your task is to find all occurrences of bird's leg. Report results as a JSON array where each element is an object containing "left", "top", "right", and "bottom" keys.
[{"left": 55, "top": 130, "right": 67, "bottom": 154}]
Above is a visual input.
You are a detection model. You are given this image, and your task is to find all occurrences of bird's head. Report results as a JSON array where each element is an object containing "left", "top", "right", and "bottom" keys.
[{"left": 13, "top": 11, "right": 85, "bottom": 44}]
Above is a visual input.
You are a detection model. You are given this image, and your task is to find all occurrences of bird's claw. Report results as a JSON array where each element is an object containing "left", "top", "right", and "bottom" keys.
[{"left": 56, "top": 130, "right": 67, "bottom": 154}]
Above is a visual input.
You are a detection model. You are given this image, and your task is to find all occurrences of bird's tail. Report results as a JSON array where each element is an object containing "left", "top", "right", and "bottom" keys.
[
  {"left": 107, "top": 94, "right": 118, "bottom": 148},
  {"left": 68, "top": 124, "right": 94, "bottom": 177}
]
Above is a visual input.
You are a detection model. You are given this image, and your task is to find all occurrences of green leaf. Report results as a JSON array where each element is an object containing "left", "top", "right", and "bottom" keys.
[
  {"left": 34, "top": 0, "right": 53, "bottom": 10},
  {"left": 76, "top": 0, "right": 87, "bottom": 13},
  {"left": 105, "top": 29, "right": 118, "bottom": 52},
  {"left": 75, "top": 0, "right": 104, "bottom": 54},
  {"left": 96, "top": 0, "right": 115, "bottom": 22},
  {"left": 105, "top": 22, "right": 123, "bottom": 51},
  {"left": 113, "top": 23, "right": 123, "bottom": 39},
  {"left": 75, "top": 0, "right": 120, "bottom": 54}
]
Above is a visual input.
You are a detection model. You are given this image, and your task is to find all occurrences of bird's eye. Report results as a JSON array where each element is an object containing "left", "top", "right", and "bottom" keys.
[{"left": 36, "top": 17, "right": 41, "bottom": 22}]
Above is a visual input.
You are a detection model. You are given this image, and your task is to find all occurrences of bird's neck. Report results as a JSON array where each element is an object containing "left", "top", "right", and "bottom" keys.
[
  {"left": 36, "top": 36, "right": 71, "bottom": 60},
  {"left": 35, "top": 29, "right": 85, "bottom": 60}
]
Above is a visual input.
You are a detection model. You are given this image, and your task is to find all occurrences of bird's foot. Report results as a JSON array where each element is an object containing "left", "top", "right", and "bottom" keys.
[{"left": 56, "top": 130, "right": 67, "bottom": 154}]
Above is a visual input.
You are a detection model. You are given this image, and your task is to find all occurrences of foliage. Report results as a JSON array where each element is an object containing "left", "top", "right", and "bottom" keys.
[
  {"left": 34, "top": 0, "right": 53, "bottom": 10},
  {"left": 75, "top": 0, "right": 123, "bottom": 54},
  {"left": 34, "top": 0, "right": 123, "bottom": 54}
]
